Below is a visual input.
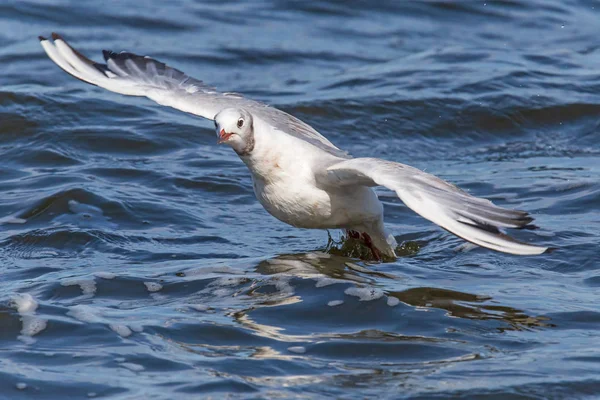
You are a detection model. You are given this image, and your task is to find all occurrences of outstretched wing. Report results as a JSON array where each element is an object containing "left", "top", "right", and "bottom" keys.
[
  {"left": 39, "top": 33, "right": 348, "bottom": 158},
  {"left": 325, "top": 157, "right": 549, "bottom": 255}
]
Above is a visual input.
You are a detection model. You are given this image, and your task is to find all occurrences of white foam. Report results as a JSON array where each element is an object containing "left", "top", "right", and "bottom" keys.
[
  {"left": 12, "top": 293, "right": 38, "bottom": 313},
  {"left": 327, "top": 300, "right": 344, "bottom": 307},
  {"left": 20, "top": 315, "right": 48, "bottom": 337},
  {"left": 68, "top": 306, "right": 141, "bottom": 338},
  {"left": 109, "top": 324, "right": 132, "bottom": 338},
  {"left": 16, "top": 382, "right": 27, "bottom": 390},
  {"left": 344, "top": 286, "right": 384, "bottom": 302},
  {"left": 12, "top": 293, "right": 47, "bottom": 342},
  {"left": 94, "top": 272, "right": 116, "bottom": 280},
  {"left": 119, "top": 362, "right": 144, "bottom": 372},
  {"left": 288, "top": 346, "right": 306, "bottom": 354},
  {"left": 387, "top": 296, "right": 400, "bottom": 307},
  {"left": 67, "top": 305, "right": 104, "bottom": 324},
  {"left": 144, "top": 282, "right": 163, "bottom": 292},
  {"left": 61, "top": 278, "right": 97, "bottom": 297}
]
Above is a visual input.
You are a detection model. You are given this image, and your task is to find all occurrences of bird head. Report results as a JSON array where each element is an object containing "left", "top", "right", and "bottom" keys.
[{"left": 214, "top": 108, "right": 254, "bottom": 155}]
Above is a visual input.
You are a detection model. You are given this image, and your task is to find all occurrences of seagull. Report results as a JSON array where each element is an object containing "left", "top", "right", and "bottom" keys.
[{"left": 39, "top": 33, "right": 549, "bottom": 259}]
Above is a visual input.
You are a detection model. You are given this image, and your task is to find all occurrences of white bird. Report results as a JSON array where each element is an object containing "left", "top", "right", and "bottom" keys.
[{"left": 39, "top": 33, "right": 549, "bottom": 259}]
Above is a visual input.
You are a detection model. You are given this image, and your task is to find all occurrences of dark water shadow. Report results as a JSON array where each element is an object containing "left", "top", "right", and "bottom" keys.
[
  {"left": 388, "top": 287, "right": 554, "bottom": 332},
  {"left": 221, "top": 252, "right": 555, "bottom": 346}
]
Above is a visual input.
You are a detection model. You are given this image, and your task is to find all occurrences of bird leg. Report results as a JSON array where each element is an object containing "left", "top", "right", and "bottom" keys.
[
  {"left": 361, "top": 232, "right": 382, "bottom": 262},
  {"left": 347, "top": 230, "right": 361, "bottom": 240}
]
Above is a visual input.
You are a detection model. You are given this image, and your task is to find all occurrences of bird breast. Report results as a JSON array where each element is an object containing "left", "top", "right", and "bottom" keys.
[
  {"left": 240, "top": 122, "right": 383, "bottom": 229},
  {"left": 252, "top": 175, "right": 383, "bottom": 229}
]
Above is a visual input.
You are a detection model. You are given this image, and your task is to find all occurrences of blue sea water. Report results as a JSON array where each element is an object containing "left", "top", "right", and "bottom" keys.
[{"left": 1, "top": 1, "right": 599, "bottom": 398}]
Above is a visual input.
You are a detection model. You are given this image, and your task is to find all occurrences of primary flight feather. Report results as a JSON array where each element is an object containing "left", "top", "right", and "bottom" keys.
[{"left": 39, "top": 33, "right": 549, "bottom": 259}]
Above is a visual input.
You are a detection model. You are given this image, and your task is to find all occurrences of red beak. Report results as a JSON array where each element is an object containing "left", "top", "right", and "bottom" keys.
[{"left": 217, "top": 129, "right": 233, "bottom": 144}]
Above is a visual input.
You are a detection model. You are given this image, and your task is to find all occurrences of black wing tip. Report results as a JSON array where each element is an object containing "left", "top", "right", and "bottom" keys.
[
  {"left": 457, "top": 219, "right": 500, "bottom": 234},
  {"left": 515, "top": 211, "right": 542, "bottom": 230},
  {"left": 38, "top": 35, "right": 47, "bottom": 41},
  {"left": 51, "top": 32, "right": 63, "bottom": 41},
  {"left": 514, "top": 216, "right": 536, "bottom": 229},
  {"left": 102, "top": 50, "right": 116, "bottom": 62},
  {"left": 504, "top": 208, "right": 536, "bottom": 229}
]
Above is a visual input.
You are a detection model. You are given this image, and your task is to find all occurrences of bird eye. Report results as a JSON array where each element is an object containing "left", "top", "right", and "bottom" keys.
[{"left": 237, "top": 118, "right": 244, "bottom": 129}]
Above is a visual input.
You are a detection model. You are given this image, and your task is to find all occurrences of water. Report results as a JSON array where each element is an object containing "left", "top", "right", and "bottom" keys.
[{"left": 1, "top": 0, "right": 599, "bottom": 398}]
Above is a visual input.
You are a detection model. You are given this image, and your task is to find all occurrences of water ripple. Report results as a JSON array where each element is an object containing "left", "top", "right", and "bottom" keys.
[{"left": 1, "top": 0, "right": 599, "bottom": 398}]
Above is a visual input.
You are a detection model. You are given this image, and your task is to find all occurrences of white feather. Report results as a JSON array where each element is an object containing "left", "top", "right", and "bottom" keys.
[{"left": 326, "top": 158, "right": 548, "bottom": 255}]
